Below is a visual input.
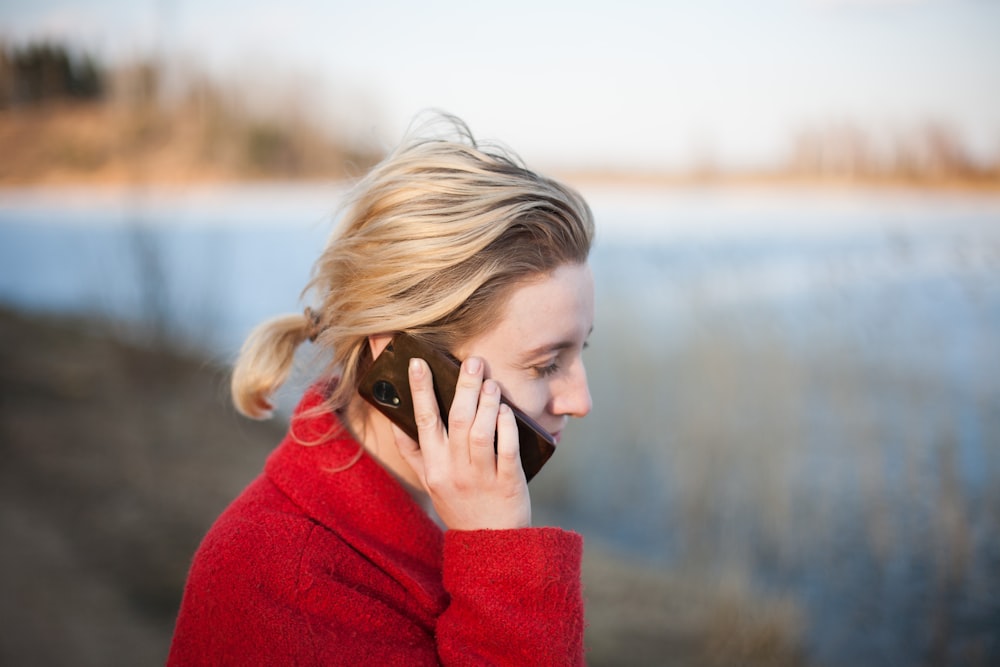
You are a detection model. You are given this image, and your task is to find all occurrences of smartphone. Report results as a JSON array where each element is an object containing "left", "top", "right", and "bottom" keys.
[{"left": 357, "top": 333, "right": 557, "bottom": 482}]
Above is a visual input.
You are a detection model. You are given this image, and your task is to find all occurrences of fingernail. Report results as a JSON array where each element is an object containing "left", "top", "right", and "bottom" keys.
[
  {"left": 483, "top": 379, "right": 498, "bottom": 395},
  {"left": 465, "top": 357, "right": 482, "bottom": 374},
  {"left": 409, "top": 357, "right": 424, "bottom": 376}
]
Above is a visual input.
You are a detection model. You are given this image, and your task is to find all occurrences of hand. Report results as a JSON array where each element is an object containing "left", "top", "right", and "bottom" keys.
[{"left": 391, "top": 355, "right": 531, "bottom": 531}]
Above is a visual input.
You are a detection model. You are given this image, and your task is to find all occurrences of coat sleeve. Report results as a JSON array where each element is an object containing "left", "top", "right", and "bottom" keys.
[{"left": 437, "top": 527, "right": 585, "bottom": 666}]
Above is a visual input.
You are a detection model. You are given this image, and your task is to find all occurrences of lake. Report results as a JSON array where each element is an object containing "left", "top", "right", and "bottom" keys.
[{"left": 2, "top": 182, "right": 999, "bottom": 666}]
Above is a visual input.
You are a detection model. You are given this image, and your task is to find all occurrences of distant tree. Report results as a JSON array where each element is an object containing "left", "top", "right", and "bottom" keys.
[
  {"left": 0, "top": 41, "right": 105, "bottom": 108},
  {"left": 788, "top": 121, "right": 990, "bottom": 182}
]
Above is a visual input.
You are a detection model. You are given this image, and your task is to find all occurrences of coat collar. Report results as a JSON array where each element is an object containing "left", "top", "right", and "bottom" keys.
[{"left": 264, "top": 387, "right": 447, "bottom": 613}]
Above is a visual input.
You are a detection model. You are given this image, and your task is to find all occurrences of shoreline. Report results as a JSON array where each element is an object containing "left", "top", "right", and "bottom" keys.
[
  {"left": 3, "top": 170, "right": 999, "bottom": 193},
  {"left": 4, "top": 174, "right": 1000, "bottom": 205}
]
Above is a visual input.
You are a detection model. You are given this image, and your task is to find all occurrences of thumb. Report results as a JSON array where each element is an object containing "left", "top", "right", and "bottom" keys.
[{"left": 391, "top": 423, "right": 426, "bottom": 481}]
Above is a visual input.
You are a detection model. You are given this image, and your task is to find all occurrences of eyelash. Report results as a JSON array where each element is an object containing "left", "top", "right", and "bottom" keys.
[
  {"left": 533, "top": 361, "right": 561, "bottom": 378},
  {"left": 532, "top": 342, "right": 589, "bottom": 379}
]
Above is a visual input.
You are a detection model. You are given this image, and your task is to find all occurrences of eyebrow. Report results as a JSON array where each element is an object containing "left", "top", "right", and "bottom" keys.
[{"left": 520, "top": 326, "right": 594, "bottom": 361}]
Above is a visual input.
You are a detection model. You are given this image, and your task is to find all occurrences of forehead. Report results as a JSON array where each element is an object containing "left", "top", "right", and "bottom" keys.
[{"left": 493, "top": 263, "right": 594, "bottom": 343}]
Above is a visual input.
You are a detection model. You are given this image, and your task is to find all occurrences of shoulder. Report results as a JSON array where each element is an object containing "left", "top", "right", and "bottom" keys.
[
  {"left": 182, "top": 476, "right": 318, "bottom": 604},
  {"left": 182, "top": 472, "right": 398, "bottom": 614},
  {"left": 170, "top": 475, "right": 326, "bottom": 664}
]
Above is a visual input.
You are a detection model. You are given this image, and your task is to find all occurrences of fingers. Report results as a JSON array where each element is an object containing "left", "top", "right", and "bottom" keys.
[
  {"left": 408, "top": 357, "right": 445, "bottom": 441},
  {"left": 447, "top": 357, "right": 485, "bottom": 462},
  {"left": 407, "top": 353, "right": 509, "bottom": 478},
  {"left": 494, "top": 403, "right": 525, "bottom": 483},
  {"left": 468, "top": 379, "right": 501, "bottom": 470},
  {"left": 402, "top": 353, "right": 531, "bottom": 531}
]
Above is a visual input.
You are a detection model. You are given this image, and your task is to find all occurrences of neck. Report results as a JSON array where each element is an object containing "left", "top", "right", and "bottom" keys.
[{"left": 343, "top": 397, "right": 429, "bottom": 506}]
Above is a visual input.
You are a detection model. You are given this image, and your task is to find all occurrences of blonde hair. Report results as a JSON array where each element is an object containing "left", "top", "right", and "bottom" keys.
[{"left": 232, "top": 113, "right": 594, "bottom": 419}]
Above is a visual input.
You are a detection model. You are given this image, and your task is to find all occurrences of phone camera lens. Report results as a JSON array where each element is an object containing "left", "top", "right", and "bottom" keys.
[{"left": 372, "top": 380, "right": 400, "bottom": 407}]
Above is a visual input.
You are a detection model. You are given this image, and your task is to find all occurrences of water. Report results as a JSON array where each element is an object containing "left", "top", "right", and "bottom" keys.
[
  {"left": 3, "top": 183, "right": 999, "bottom": 665},
  {"left": 0, "top": 184, "right": 344, "bottom": 358}
]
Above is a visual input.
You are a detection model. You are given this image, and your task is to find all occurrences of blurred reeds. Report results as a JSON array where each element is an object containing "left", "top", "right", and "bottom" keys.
[{"left": 530, "top": 279, "right": 1000, "bottom": 665}]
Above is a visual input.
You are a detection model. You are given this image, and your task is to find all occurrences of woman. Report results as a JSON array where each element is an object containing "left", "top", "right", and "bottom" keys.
[{"left": 168, "top": 114, "right": 595, "bottom": 665}]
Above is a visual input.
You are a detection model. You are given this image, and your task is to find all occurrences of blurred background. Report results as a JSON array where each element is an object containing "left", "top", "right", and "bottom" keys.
[{"left": 2, "top": 1, "right": 999, "bottom": 665}]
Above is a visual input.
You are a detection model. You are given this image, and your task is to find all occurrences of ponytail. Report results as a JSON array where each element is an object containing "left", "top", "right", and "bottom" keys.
[{"left": 231, "top": 310, "right": 319, "bottom": 419}]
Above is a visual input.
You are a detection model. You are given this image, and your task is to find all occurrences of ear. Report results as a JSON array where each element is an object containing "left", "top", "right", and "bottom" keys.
[{"left": 367, "top": 334, "right": 394, "bottom": 360}]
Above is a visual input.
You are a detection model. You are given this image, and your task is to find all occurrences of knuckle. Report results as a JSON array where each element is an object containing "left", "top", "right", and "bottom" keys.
[
  {"left": 496, "top": 438, "right": 520, "bottom": 460},
  {"left": 450, "top": 476, "right": 474, "bottom": 493},
  {"left": 447, "top": 413, "right": 472, "bottom": 432},
  {"left": 497, "top": 447, "right": 519, "bottom": 462},
  {"left": 414, "top": 410, "right": 440, "bottom": 431},
  {"left": 424, "top": 468, "right": 448, "bottom": 490},
  {"left": 456, "top": 376, "right": 481, "bottom": 391},
  {"left": 469, "top": 429, "right": 495, "bottom": 449}
]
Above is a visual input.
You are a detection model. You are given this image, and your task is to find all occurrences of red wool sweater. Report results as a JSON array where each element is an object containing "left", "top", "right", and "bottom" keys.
[{"left": 168, "top": 389, "right": 585, "bottom": 666}]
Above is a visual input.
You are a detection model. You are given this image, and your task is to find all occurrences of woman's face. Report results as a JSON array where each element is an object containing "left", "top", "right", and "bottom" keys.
[{"left": 455, "top": 262, "right": 595, "bottom": 444}]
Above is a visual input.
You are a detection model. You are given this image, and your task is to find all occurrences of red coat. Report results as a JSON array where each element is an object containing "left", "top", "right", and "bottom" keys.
[{"left": 168, "top": 388, "right": 585, "bottom": 666}]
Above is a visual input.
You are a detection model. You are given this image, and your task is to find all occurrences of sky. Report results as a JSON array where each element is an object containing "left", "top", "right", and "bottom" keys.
[{"left": 2, "top": 0, "right": 999, "bottom": 171}]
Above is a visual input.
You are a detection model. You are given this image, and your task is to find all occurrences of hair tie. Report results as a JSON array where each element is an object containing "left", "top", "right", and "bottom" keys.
[{"left": 304, "top": 307, "right": 323, "bottom": 343}]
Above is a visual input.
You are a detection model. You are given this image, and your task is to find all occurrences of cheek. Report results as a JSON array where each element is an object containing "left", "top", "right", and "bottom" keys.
[{"left": 501, "top": 379, "right": 551, "bottom": 418}]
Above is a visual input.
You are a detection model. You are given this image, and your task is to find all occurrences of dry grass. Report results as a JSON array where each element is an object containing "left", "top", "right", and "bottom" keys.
[
  {"left": 0, "top": 308, "right": 280, "bottom": 665},
  {"left": 582, "top": 549, "right": 806, "bottom": 667}
]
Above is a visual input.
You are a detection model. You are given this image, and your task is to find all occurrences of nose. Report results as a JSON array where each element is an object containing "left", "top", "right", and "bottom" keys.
[{"left": 551, "top": 360, "right": 592, "bottom": 419}]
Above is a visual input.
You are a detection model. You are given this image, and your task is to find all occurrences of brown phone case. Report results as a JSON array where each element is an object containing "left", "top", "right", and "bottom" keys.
[{"left": 357, "top": 334, "right": 557, "bottom": 482}]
